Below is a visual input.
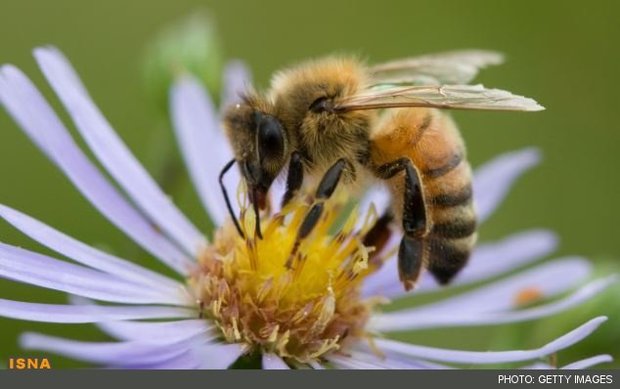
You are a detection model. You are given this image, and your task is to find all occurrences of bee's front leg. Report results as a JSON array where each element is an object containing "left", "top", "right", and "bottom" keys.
[
  {"left": 286, "top": 158, "right": 352, "bottom": 267},
  {"left": 281, "top": 151, "right": 304, "bottom": 208}
]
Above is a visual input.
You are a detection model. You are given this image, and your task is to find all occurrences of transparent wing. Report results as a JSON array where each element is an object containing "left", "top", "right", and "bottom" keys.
[
  {"left": 370, "top": 50, "right": 504, "bottom": 85},
  {"left": 334, "top": 84, "right": 545, "bottom": 112}
]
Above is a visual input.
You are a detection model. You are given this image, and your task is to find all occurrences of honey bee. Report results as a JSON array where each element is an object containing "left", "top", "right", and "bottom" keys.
[{"left": 221, "top": 50, "right": 543, "bottom": 291}]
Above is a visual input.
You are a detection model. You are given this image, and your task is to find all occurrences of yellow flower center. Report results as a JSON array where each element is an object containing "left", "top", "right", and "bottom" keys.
[{"left": 189, "top": 192, "right": 382, "bottom": 363}]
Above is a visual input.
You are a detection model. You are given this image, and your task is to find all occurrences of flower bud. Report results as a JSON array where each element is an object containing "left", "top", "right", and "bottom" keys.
[{"left": 143, "top": 11, "right": 223, "bottom": 113}]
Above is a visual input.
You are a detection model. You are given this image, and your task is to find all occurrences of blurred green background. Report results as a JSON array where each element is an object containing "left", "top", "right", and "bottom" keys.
[{"left": 0, "top": 0, "right": 618, "bottom": 368}]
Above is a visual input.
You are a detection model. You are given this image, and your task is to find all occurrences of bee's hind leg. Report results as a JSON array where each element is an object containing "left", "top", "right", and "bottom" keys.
[
  {"left": 375, "top": 158, "right": 427, "bottom": 291},
  {"left": 286, "top": 158, "right": 350, "bottom": 267}
]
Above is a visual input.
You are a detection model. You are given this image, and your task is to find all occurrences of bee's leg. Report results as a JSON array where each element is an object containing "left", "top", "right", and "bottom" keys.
[
  {"left": 397, "top": 162, "right": 428, "bottom": 291},
  {"left": 375, "top": 158, "right": 427, "bottom": 291},
  {"left": 219, "top": 159, "right": 245, "bottom": 238},
  {"left": 363, "top": 211, "right": 394, "bottom": 266},
  {"left": 281, "top": 151, "right": 304, "bottom": 208},
  {"left": 286, "top": 158, "right": 349, "bottom": 267},
  {"left": 298, "top": 158, "right": 349, "bottom": 240}
]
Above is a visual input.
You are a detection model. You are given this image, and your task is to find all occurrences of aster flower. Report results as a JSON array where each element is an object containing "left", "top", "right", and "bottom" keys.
[{"left": 0, "top": 46, "right": 615, "bottom": 369}]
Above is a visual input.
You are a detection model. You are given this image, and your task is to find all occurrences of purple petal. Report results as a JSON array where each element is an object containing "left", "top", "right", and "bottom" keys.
[
  {"left": 374, "top": 316, "right": 607, "bottom": 364},
  {"left": 34, "top": 47, "right": 205, "bottom": 257},
  {"left": 363, "top": 229, "right": 558, "bottom": 299},
  {"left": 112, "top": 352, "right": 201, "bottom": 369},
  {"left": 330, "top": 350, "right": 449, "bottom": 369},
  {"left": 112, "top": 342, "right": 246, "bottom": 370},
  {"left": 327, "top": 354, "right": 386, "bottom": 369},
  {"left": 0, "top": 242, "right": 186, "bottom": 305},
  {"left": 521, "top": 362, "right": 553, "bottom": 369},
  {"left": 385, "top": 258, "right": 590, "bottom": 318},
  {"left": 20, "top": 333, "right": 192, "bottom": 365},
  {"left": 170, "top": 75, "right": 240, "bottom": 225},
  {"left": 0, "top": 65, "right": 193, "bottom": 275},
  {"left": 561, "top": 355, "right": 613, "bottom": 369},
  {"left": 189, "top": 342, "right": 246, "bottom": 369},
  {"left": 262, "top": 354, "right": 290, "bottom": 369},
  {"left": 0, "top": 204, "right": 182, "bottom": 292},
  {"left": 308, "top": 360, "right": 325, "bottom": 369},
  {"left": 473, "top": 148, "right": 541, "bottom": 223},
  {"left": 370, "top": 276, "right": 615, "bottom": 332},
  {"left": 97, "top": 319, "right": 211, "bottom": 343},
  {"left": 220, "top": 60, "right": 252, "bottom": 110},
  {"left": 0, "top": 298, "right": 194, "bottom": 323}
]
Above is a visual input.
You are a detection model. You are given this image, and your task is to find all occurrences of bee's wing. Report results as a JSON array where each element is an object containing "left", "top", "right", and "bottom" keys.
[
  {"left": 334, "top": 84, "right": 544, "bottom": 112},
  {"left": 370, "top": 50, "right": 504, "bottom": 85}
]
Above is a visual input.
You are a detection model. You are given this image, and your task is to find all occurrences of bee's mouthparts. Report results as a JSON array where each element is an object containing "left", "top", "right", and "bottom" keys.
[{"left": 249, "top": 186, "right": 268, "bottom": 210}]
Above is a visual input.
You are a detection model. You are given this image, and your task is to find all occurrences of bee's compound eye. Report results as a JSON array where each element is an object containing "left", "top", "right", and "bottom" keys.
[
  {"left": 258, "top": 115, "right": 284, "bottom": 160},
  {"left": 309, "top": 96, "right": 332, "bottom": 113}
]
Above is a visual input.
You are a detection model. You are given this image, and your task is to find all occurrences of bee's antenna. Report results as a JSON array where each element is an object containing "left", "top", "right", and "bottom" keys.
[
  {"left": 219, "top": 159, "right": 245, "bottom": 239},
  {"left": 252, "top": 187, "right": 263, "bottom": 240}
]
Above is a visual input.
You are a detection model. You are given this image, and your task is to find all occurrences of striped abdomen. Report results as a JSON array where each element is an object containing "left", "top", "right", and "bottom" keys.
[
  {"left": 423, "top": 155, "right": 476, "bottom": 284},
  {"left": 369, "top": 108, "right": 477, "bottom": 284}
]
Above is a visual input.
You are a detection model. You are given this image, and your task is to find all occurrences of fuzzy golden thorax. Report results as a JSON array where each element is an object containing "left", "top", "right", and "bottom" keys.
[{"left": 269, "top": 57, "right": 377, "bottom": 181}]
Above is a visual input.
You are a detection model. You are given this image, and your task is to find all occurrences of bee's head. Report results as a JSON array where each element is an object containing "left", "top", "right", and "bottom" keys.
[{"left": 223, "top": 97, "right": 288, "bottom": 212}]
